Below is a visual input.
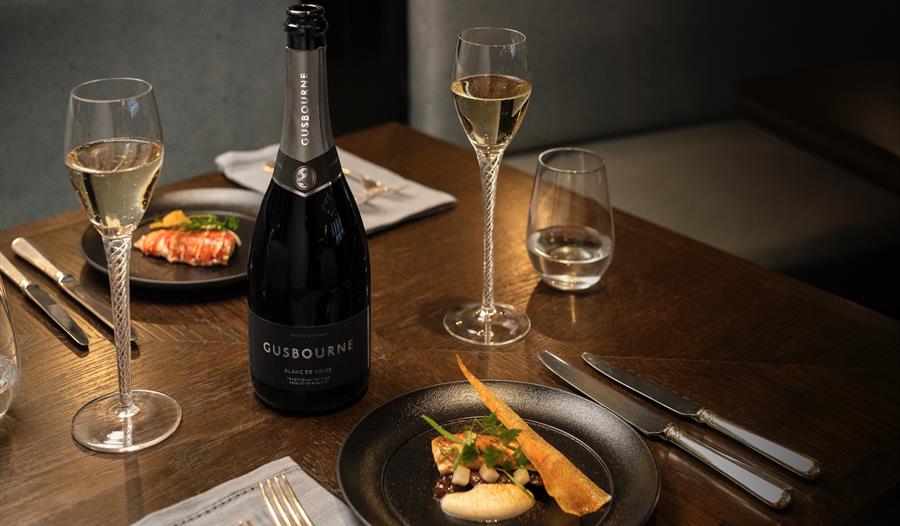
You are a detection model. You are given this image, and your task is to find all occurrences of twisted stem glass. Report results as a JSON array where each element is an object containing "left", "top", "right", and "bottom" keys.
[
  {"left": 443, "top": 28, "right": 532, "bottom": 346},
  {"left": 66, "top": 78, "right": 180, "bottom": 453}
]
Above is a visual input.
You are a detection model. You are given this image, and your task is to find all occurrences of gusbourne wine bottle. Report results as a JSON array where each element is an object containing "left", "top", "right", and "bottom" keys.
[{"left": 247, "top": 4, "right": 370, "bottom": 413}]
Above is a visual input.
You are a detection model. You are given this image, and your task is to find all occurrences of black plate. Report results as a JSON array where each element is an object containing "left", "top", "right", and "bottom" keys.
[
  {"left": 81, "top": 188, "right": 262, "bottom": 290},
  {"left": 338, "top": 381, "right": 659, "bottom": 526}
]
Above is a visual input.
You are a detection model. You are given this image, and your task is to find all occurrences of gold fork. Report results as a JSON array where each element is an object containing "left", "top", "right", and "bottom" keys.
[{"left": 258, "top": 474, "right": 315, "bottom": 526}]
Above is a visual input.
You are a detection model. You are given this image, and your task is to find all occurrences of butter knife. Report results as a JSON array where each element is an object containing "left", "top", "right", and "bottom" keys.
[
  {"left": 0, "top": 251, "right": 89, "bottom": 347},
  {"left": 11, "top": 238, "right": 137, "bottom": 342},
  {"left": 582, "top": 353, "right": 820, "bottom": 480},
  {"left": 540, "top": 351, "right": 793, "bottom": 509}
]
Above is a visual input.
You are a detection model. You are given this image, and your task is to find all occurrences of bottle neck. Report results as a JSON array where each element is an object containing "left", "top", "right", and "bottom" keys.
[{"left": 280, "top": 46, "right": 334, "bottom": 162}]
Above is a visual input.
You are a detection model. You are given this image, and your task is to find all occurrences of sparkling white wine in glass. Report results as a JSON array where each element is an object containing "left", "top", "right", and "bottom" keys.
[
  {"left": 66, "top": 77, "right": 180, "bottom": 453},
  {"left": 443, "top": 27, "right": 532, "bottom": 346},
  {"left": 66, "top": 138, "right": 163, "bottom": 236},
  {"left": 451, "top": 74, "right": 531, "bottom": 149}
]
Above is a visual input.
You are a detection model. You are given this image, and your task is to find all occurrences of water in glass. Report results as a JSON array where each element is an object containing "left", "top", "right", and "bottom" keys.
[
  {"left": 527, "top": 226, "right": 613, "bottom": 291},
  {"left": 527, "top": 148, "right": 614, "bottom": 292}
]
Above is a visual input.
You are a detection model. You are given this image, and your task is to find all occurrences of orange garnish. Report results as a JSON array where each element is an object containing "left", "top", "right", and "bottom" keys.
[{"left": 455, "top": 355, "right": 611, "bottom": 516}]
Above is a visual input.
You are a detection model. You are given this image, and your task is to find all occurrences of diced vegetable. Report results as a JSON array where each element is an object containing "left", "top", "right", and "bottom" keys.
[
  {"left": 452, "top": 465, "right": 471, "bottom": 486},
  {"left": 479, "top": 464, "right": 500, "bottom": 483},
  {"left": 513, "top": 468, "right": 530, "bottom": 486}
]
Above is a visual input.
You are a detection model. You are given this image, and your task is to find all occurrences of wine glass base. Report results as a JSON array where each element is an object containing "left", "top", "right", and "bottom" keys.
[
  {"left": 72, "top": 389, "right": 181, "bottom": 453},
  {"left": 443, "top": 303, "right": 530, "bottom": 346}
]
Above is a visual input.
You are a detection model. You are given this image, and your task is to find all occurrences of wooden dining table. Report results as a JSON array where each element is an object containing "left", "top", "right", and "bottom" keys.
[{"left": 0, "top": 123, "right": 897, "bottom": 525}]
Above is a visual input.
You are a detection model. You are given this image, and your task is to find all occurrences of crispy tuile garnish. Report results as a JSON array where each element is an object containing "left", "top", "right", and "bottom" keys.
[{"left": 455, "top": 355, "right": 611, "bottom": 516}]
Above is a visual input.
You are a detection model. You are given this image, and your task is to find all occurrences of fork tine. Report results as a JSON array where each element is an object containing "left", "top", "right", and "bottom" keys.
[
  {"left": 259, "top": 480, "right": 283, "bottom": 526},
  {"left": 273, "top": 476, "right": 303, "bottom": 526},
  {"left": 267, "top": 478, "right": 295, "bottom": 526},
  {"left": 279, "top": 474, "right": 315, "bottom": 526}
]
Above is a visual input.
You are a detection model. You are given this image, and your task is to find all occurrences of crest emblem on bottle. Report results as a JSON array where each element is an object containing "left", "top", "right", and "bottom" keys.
[{"left": 295, "top": 166, "right": 317, "bottom": 190}]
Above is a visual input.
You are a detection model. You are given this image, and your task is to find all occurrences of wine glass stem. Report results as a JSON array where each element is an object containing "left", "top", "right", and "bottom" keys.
[
  {"left": 476, "top": 148, "right": 504, "bottom": 318},
  {"left": 102, "top": 234, "right": 136, "bottom": 415}
]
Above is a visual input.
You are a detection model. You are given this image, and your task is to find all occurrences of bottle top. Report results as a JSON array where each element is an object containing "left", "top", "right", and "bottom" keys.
[{"left": 285, "top": 4, "right": 328, "bottom": 50}]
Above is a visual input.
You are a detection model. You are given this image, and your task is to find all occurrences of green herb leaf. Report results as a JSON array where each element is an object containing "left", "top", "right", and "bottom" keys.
[
  {"left": 178, "top": 215, "right": 240, "bottom": 232},
  {"left": 454, "top": 430, "right": 479, "bottom": 469},
  {"left": 513, "top": 447, "right": 534, "bottom": 470},
  {"left": 422, "top": 415, "right": 463, "bottom": 444},
  {"left": 477, "top": 412, "right": 521, "bottom": 445},
  {"left": 481, "top": 445, "right": 504, "bottom": 469}
]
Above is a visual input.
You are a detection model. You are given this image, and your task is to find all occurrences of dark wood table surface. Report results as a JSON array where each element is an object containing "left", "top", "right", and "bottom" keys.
[{"left": 0, "top": 123, "right": 898, "bottom": 525}]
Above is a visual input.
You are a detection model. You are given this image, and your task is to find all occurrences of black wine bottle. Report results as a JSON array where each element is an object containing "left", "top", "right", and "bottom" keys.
[{"left": 247, "top": 4, "right": 370, "bottom": 413}]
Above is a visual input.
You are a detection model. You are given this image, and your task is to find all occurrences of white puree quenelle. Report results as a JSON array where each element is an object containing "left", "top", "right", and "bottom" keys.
[{"left": 440, "top": 483, "right": 535, "bottom": 521}]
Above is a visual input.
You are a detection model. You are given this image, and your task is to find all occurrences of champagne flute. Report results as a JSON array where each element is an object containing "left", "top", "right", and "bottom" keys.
[
  {"left": 65, "top": 78, "right": 181, "bottom": 453},
  {"left": 444, "top": 28, "right": 532, "bottom": 346}
]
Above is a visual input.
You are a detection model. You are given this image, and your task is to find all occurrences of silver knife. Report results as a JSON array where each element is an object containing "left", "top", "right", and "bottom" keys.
[
  {"left": 582, "top": 353, "right": 820, "bottom": 480},
  {"left": 11, "top": 238, "right": 137, "bottom": 342},
  {"left": 539, "top": 351, "right": 793, "bottom": 509},
  {"left": 0, "top": 251, "right": 89, "bottom": 347}
]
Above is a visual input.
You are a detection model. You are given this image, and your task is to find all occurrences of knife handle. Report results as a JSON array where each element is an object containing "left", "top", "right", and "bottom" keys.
[
  {"left": 0, "top": 251, "right": 31, "bottom": 288},
  {"left": 698, "top": 408, "right": 820, "bottom": 480},
  {"left": 664, "top": 424, "right": 793, "bottom": 510},
  {"left": 11, "top": 238, "right": 65, "bottom": 282}
]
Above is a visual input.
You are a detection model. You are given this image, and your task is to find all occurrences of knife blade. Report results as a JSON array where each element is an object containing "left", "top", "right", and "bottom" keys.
[
  {"left": 0, "top": 251, "right": 89, "bottom": 347},
  {"left": 539, "top": 351, "right": 792, "bottom": 509},
  {"left": 582, "top": 353, "right": 821, "bottom": 480},
  {"left": 11, "top": 238, "right": 137, "bottom": 342}
]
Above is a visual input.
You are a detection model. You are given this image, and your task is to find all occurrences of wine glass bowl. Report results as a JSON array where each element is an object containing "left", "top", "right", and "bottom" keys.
[
  {"left": 65, "top": 78, "right": 180, "bottom": 453},
  {"left": 443, "top": 28, "right": 532, "bottom": 346}
]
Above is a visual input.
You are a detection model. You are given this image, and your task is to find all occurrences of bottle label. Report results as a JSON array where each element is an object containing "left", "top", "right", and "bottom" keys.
[
  {"left": 248, "top": 307, "right": 370, "bottom": 392},
  {"left": 280, "top": 47, "right": 333, "bottom": 162},
  {"left": 272, "top": 147, "right": 343, "bottom": 198}
]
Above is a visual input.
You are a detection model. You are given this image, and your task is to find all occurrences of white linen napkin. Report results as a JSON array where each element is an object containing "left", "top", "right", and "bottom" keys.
[
  {"left": 132, "top": 457, "right": 361, "bottom": 526},
  {"left": 215, "top": 144, "right": 456, "bottom": 234}
]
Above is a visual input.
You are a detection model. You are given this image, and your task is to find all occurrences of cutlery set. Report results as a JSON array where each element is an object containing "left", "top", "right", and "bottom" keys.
[
  {"left": 0, "top": 237, "right": 126, "bottom": 347},
  {"left": 540, "top": 350, "right": 820, "bottom": 510}
]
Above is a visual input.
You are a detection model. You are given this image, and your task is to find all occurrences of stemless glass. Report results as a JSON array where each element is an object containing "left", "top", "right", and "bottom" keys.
[
  {"left": 444, "top": 27, "right": 533, "bottom": 346},
  {"left": 65, "top": 78, "right": 181, "bottom": 452},
  {"left": 526, "top": 148, "right": 614, "bottom": 291},
  {"left": 0, "top": 278, "right": 20, "bottom": 419}
]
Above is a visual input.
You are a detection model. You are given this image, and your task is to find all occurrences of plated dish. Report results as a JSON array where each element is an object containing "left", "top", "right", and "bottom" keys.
[
  {"left": 338, "top": 358, "right": 659, "bottom": 526},
  {"left": 81, "top": 188, "right": 261, "bottom": 290}
]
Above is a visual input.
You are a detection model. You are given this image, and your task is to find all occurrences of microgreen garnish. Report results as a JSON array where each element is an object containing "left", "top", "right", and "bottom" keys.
[
  {"left": 481, "top": 444, "right": 505, "bottom": 469},
  {"left": 179, "top": 215, "right": 239, "bottom": 232},
  {"left": 422, "top": 415, "right": 463, "bottom": 444},
  {"left": 423, "top": 412, "right": 535, "bottom": 472},
  {"left": 513, "top": 446, "right": 535, "bottom": 471},
  {"left": 455, "top": 430, "right": 479, "bottom": 469},
  {"left": 476, "top": 412, "right": 522, "bottom": 444}
]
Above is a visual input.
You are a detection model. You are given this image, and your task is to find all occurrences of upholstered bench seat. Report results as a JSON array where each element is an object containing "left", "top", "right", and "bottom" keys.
[{"left": 504, "top": 120, "right": 899, "bottom": 273}]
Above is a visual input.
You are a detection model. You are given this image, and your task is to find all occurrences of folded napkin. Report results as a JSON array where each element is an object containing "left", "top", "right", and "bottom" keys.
[
  {"left": 215, "top": 144, "right": 456, "bottom": 234},
  {"left": 132, "top": 457, "right": 360, "bottom": 526}
]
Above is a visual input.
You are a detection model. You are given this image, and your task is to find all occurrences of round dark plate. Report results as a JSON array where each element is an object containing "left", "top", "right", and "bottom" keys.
[
  {"left": 338, "top": 381, "right": 659, "bottom": 526},
  {"left": 81, "top": 188, "right": 262, "bottom": 290}
]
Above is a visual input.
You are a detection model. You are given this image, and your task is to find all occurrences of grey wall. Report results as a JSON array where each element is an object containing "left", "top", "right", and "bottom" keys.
[
  {"left": 408, "top": 0, "right": 900, "bottom": 153},
  {"left": 0, "top": 0, "right": 407, "bottom": 229}
]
